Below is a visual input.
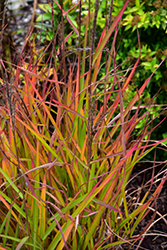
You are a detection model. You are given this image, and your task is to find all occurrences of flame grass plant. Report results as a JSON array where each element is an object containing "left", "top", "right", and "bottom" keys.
[{"left": 0, "top": 0, "right": 167, "bottom": 249}]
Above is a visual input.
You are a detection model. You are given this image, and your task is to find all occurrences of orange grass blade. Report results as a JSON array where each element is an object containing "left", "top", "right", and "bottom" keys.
[{"left": 93, "top": 0, "right": 129, "bottom": 65}]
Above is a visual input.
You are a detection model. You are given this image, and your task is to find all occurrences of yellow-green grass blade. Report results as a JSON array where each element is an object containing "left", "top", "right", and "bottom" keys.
[
  {"left": 15, "top": 116, "right": 61, "bottom": 159},
  {"left": 2, "top": 208, "right": 11, "bottom": 247},
  {"left": 47, "top": 221, "right": 74, "bottom": 250},
  {"left": 42, "top": 193, "right": 88, "bottom": 240},
  {"left": 16, "top": 115, "right": 88, "bottom": 172},
  {"left": 0, "top": 192, "right": 31, "bottom": 225},
  {"left": 101, "top": 238, "right": 139, "bottom": 249},
  {"left": 0, "top": 168, "right": 23, "bottom": 200},
  {"left": 32, "top": 139, "right": 40, "bottom": 249},
  {"left": 15, "top": 236, "right": 29, "bottom": 250},
  {"left": 83, "top": 178, "right": 122, "bottom": 249},
  {"left": 0, "top": 235, "right": 41, "bottom": 249},
  {"left": 12, "top": 201, "right": 25, "bottom": 250},
  {"left": 115, "top": 199, "right": 153, "bottom": 234},
  {"left": 0, "top": 209, "right": 12, "bottom": 235}
]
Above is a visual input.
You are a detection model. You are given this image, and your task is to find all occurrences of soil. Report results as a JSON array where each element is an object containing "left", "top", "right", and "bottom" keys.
[
  {"left": 2, "top": 1, "right": 167, "bottom": 249},
  {"left": 124, "top": 162, "right": 167, "bottom": 250}
]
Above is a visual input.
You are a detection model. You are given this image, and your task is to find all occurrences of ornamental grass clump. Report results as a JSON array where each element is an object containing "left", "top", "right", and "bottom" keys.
[{"left": 0, "top": 0, "right": 167, "bottom": 249}]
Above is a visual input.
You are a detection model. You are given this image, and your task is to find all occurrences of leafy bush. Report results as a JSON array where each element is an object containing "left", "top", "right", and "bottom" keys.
[{"left": 0, "top": 0, "right": 167, "bottom": 249}]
